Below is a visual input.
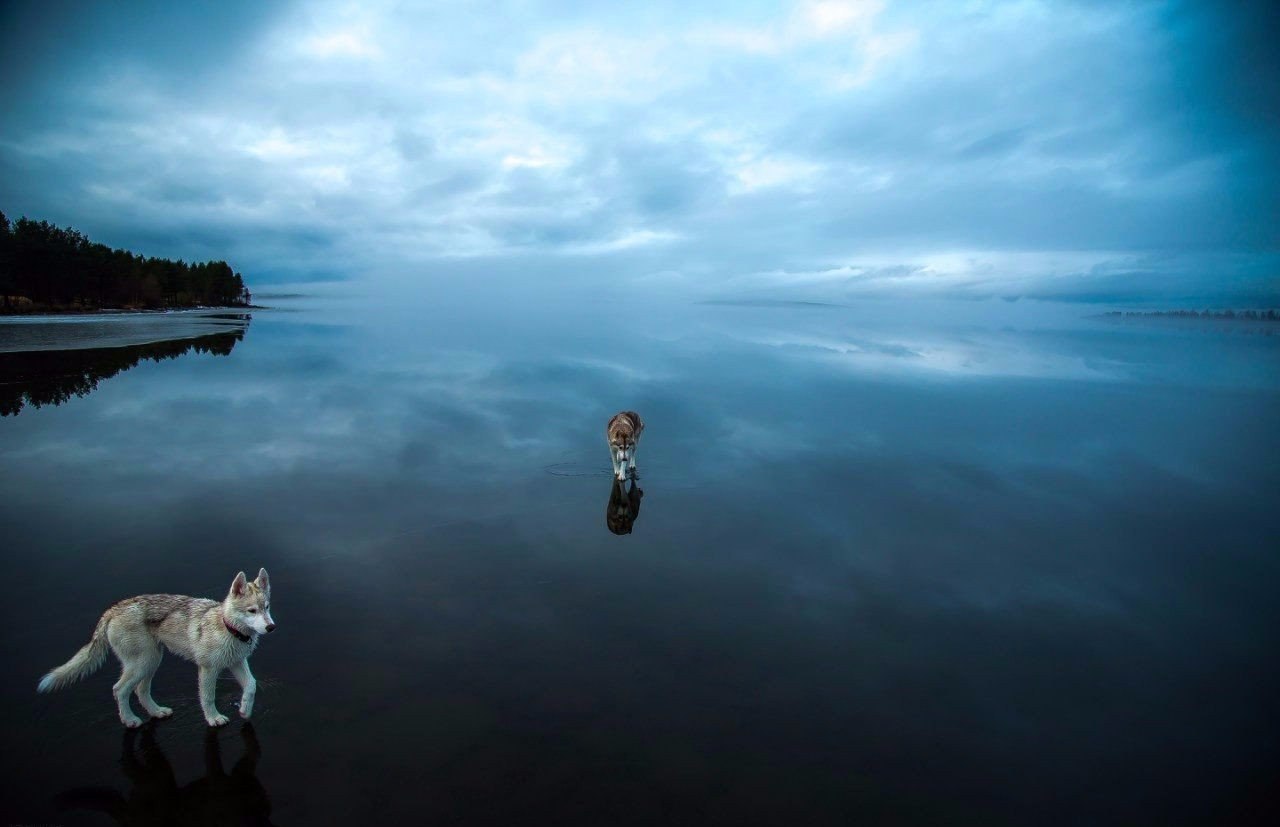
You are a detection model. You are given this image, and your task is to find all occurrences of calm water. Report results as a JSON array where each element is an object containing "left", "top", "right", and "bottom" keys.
[{"left": 2, "top": 286, "right": 1277, "bottom": 825}]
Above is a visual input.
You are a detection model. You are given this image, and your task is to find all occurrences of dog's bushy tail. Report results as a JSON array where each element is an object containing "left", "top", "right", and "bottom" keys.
[{"left": 37, "top": 610, "right": 113, "bottom": 693}]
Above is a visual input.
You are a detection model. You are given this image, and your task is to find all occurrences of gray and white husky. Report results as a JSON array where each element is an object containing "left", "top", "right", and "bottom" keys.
[
  {"left": 37, "top": 569, "right": 276, "bottom": 728},
  {"left": 607, "top": 410, "right": 644, "bottom": 482}
]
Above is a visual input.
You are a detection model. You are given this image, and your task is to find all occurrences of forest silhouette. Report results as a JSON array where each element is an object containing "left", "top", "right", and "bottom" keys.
[{"left": 0, "top": 210, "right": 251, "bottom": 313}]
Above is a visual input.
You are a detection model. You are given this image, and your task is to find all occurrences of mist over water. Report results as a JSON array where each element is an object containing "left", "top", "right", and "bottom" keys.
[{"left": 2, "top": 285, "right": 1278, "bottom": 825}]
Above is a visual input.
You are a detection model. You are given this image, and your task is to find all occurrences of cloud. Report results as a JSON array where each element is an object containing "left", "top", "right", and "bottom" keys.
[
  {"left": 0, "top": 0, "right": 1275, "bottom": 301},
  {"left": 300, "top": 28, "right": 382, "bottom": 61}
]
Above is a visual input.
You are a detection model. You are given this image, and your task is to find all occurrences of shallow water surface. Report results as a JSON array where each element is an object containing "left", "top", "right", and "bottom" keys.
[{"left": 1, "top": 287, "right": 1277, "bottom": 825}]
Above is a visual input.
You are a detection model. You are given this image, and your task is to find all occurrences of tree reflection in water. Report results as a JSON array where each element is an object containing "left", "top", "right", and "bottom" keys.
[{"left": 1, "top": 323, "right": 247, "bottom": 416}]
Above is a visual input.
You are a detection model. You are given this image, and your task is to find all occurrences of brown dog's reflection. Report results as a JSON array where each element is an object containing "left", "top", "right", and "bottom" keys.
[
  {"left": 57, "top": 722, "right": 274, "bottom": 826},
  {"left": 606, "top": 477, "right": 644, "bottom": 535}
]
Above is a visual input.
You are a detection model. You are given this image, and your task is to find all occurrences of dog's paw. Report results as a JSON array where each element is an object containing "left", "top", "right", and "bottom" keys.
[
  {"left": 238, "top": 702, "right": 254, "bottom": 720},
  {"left": 206, "top": 713, "right": 230, "bottom": 727},
  {"left": 121, "top": 716, "right": 145, "bottom": 729},
  {"left": 152, "top": 706, "right": 173, "bottom": 719}
]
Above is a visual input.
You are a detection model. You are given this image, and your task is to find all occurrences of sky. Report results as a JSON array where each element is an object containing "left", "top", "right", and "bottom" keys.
[{"left": 1, "top": 0, "right": 1277, "bottom": 303}]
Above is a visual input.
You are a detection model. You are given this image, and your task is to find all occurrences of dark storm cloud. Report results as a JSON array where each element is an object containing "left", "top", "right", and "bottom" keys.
[{"left": 0, "top": 0, "right": 288, "bottom": 120}]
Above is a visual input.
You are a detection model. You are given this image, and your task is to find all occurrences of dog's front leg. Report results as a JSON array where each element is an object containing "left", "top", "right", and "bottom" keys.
[
  {"left": 229, "top": 659, "right": 257, "bottom": 719},
  {"left": 198, "top": 665, "right": 229, "bottom": 727}
]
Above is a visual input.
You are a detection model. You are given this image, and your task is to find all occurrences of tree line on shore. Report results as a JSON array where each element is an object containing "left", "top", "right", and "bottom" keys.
[{"left": 0, "top": 211, "right": 251, "bottom": 313}]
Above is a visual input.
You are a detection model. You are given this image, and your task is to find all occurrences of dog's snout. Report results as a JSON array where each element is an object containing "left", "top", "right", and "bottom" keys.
[{"left": 265, "top": 623, "right": 276, "bottom": 633}]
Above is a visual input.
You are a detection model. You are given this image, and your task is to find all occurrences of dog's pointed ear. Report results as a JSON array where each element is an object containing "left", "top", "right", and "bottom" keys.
[
  {"left": 230, "top": 571, "right": 248, "bottom": 597},
  {"left": 254, "top": 568, "right": 270, "bottom": 591}
]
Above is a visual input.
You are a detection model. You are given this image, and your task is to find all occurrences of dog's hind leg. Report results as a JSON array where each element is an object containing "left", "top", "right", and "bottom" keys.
[
  {"left": 112, "top": 668, "right": 146, "bottom": 729},
  {"left": 107, "top": 625, "right": 147, "bottom": 728},
  {"left": 132, "top": 646, "right": 172, "bottom": 719}
]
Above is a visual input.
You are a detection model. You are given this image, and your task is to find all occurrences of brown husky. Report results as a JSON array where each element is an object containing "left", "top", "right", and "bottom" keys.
[
  {"left": 606, "top": 410, "right": 644, "bottom": 481},
  {"left": 37, "top": 569, "right": 276, "bottom": 728}
]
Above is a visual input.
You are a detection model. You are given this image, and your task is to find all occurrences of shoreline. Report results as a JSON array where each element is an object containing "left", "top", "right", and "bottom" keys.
[
  {"left": 0, "top": 310, "right": 251, "bottom": 354},
  {"left": 0, "top": 304, "right": 265, "bottom": 319}
]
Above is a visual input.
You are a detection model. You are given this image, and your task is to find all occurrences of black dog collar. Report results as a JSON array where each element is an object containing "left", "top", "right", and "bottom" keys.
[{"left": 223, "top": 616, "right": 251, "bottom": 643}]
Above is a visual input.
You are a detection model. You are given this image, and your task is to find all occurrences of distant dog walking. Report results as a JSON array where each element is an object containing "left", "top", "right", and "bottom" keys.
[
  {"left": 37, "top": 569, "right": 277, "bottom": 728},
  {"left": 607, "top": 410, "right": 644, "bottom": 482}
]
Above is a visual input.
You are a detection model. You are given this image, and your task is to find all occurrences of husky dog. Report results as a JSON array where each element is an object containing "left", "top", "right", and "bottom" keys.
[
  {"left": 606, "top": 477, "right": 644, "bottom": 535},
  {"left": 37, "top": 569, "right": 276, "bottom": 728},
  {"left": 606, "top": 410, "right": 644, "bottom": 482}
]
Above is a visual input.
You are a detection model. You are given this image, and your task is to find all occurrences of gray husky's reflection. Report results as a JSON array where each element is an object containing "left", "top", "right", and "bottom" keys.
[
  {"left": 606, "top": 478, "right": 644, "bottom": 535},
  {"left": 57, "top": 722, "right": 274, "bottom": 826}
]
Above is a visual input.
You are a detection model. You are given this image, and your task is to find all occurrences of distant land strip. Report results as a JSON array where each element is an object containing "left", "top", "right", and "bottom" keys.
[
  {"left": 0, "top": 210, "right": 252, "bottom": 314},
  {"left": 1102, "top": 309, "right": 1279, "bottom": 320}
]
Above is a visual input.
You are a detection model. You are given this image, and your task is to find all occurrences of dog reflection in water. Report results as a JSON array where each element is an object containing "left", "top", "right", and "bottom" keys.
[
  {"left": 57, "top": 722, "right": 274, "bottom": 826},
  {"left": 607, "top": 477, "right": 644, "bottom": 535}
]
